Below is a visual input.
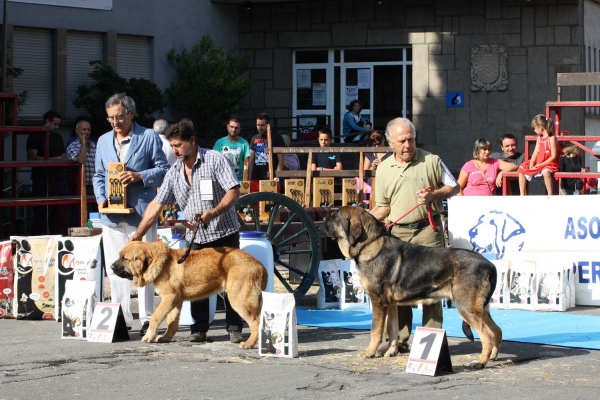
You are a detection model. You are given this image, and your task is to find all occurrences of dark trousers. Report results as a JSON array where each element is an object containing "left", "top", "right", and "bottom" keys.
[{"left": 189, "top": 232, "right": 243, "bottom": 333}]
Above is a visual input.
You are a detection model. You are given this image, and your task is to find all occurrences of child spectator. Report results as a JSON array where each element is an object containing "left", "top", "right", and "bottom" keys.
[
  {"left": 311, "top": 127, "right": 342, "bottom": 171},
  {"left": 518, "top": 115, "right": 559, "bottom": 195},
  {"left": 559, "top": 144, "right": 583, "bottom": 195}
]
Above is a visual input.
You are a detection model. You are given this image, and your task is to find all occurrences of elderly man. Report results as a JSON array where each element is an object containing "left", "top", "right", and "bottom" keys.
[
  {"left": 370, "top": 117, "right": 459, "bottom": 353},
  {"left": 66, "top": 116, "right": 98, "bottom": 212},
  {"left": 93, "top": 93, "right": 169, "bottom": 335},
  {"left": 153, "top": 119, "right": 176, "bottom": 166}
]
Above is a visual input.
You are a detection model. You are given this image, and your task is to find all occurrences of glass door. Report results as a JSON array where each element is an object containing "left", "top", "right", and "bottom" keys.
[{"left": 341, "top": 66, "right": 373, "bottom": 142}]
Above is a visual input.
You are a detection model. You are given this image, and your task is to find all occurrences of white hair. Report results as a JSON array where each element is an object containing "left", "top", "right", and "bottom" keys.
[
  {"left": 385, "top": 118, "right": 416, "bottom": 142},
  {"left": 153, "top": 119, "right": 168, "bottom": 135}
]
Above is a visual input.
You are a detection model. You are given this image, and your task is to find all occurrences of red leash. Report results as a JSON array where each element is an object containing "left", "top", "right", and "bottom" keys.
[{"left": 385, "top": 187, "right": 436, "bottom": 231}]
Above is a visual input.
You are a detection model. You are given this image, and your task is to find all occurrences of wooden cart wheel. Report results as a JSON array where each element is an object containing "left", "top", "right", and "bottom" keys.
[{"left": 235, "top": 192, "right": 321, "bottom": 301}]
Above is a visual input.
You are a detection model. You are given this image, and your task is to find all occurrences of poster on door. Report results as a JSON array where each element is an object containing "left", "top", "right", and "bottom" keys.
[
  {"left": 297, "top": 70, "right": 311, "bottom": 89},
  {"left": 312, "top": 83, "right": 326, "bottom": 106},
  {"left": 345, "top": 86, "right": 358, "bottom": 105},
  {"left": 357, "top": 69, "right": 371, "bottom": 89}
]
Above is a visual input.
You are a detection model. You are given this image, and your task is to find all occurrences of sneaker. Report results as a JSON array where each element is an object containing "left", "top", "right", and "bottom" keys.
[
  {"left": 139, "top": 321, "right": 149, "bottom": 336},
  {"left": 229, "top": 331, "right": 243, "bottom": 344},
  {"left": 188, "top": 332, "right": 207, "bottom": 342}
]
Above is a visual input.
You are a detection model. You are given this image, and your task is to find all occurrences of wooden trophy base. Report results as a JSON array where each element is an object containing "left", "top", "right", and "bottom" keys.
[{"left": 99, "top": 208, "right": 135, "bottom": 214}]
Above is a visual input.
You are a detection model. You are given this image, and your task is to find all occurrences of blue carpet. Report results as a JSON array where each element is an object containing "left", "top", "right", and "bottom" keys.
[{"left": 296, "top": 306, "right": 600, "bottom": 350}]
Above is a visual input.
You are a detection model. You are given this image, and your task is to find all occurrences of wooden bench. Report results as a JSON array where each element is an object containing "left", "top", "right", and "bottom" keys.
[{"left": 501, "top": 171, "right": 600, "bottom": 195}]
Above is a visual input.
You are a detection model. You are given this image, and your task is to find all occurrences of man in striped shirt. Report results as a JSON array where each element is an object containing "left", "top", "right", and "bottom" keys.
[{"left": 131, "top": 121, "right": 244, "bottom": 344}]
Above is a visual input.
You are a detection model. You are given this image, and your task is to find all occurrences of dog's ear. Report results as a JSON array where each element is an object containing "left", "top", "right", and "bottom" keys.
[
  {"left": 141, "top": 242, "right": 169, "bottom": 283},
  {"left": 347, "top": 213, "right": 364, "bottom": 246}
]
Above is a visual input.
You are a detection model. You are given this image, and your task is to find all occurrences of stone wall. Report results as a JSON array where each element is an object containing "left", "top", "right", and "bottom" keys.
[{"left": 238, "top": 0, "right": 583, "bottom": 171}]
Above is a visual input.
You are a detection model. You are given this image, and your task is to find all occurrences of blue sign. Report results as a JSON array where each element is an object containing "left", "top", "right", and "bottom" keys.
[{"left": 446, "top": 92, "right": 464, "bottom": 107}]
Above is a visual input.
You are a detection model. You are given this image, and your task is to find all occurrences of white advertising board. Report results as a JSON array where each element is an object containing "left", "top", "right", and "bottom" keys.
[{"left": 448, "top": 196, "right": 600, "bottom": 306}]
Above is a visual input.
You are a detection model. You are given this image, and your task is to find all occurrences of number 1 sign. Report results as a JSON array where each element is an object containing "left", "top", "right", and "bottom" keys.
[
  {"left": 405, "top": 327, "right": 453, "bottom": 376},
  {"left": 87, "top": 302, "right": 130, "bottom": 343}
]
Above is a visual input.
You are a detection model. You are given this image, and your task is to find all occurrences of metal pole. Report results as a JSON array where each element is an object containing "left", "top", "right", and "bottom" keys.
[{"left": 2, "top": 0, "right": 8, "bottom": 94}]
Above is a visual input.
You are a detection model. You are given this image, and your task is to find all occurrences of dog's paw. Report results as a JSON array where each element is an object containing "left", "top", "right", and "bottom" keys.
[
  {"left": 377, "top": 343, "right": 390, "bottom": 354},
  {"left": 469, "top": 361, "right": 485, "bottom": 370},
  {"left": 383, "top": 347, "right": 398, "bottom": 358},
  {"left": 157, "top": 335, "right": 172, "bottom": 343},
  {"left": 239, "top": 341, "right": 256, "bottom": 349},
  {"left": 141, "top": 334, "right": 156, "bottom": 343},
  {"left": 359, "top": 350, "right": 380, "bottom": 359}
]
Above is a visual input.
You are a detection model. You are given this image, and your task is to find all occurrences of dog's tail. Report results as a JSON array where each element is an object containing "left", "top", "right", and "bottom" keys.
[{"left": 462, "top": 321, "right": 475, "bottom": 342}]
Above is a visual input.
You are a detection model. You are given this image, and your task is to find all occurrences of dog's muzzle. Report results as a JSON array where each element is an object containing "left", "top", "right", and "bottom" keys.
[{"left": 111, "top": 260, "right": 133, "bottom": 280}]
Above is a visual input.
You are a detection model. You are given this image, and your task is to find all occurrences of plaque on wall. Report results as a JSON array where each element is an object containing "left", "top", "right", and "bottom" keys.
[{"left": 471, "top": 45, "right": 508, "bottom": 91}]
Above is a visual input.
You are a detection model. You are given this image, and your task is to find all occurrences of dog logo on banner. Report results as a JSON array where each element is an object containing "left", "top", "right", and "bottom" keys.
[{"left": 468, "top": 211, "right": 526, "bottom": 259}]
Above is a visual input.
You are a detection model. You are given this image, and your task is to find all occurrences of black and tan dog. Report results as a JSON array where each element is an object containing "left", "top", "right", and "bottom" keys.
[
  {"left": 111, "top": 241, "right": 267, "bottom": 349},
  {"left": 323, "top": 206, "right": 502, "bottom": 369}
]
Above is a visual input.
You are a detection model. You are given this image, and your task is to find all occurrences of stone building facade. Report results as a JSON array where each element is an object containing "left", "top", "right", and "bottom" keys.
[{"left": 237, "top": 0, "right": 586, "bottom": 171}]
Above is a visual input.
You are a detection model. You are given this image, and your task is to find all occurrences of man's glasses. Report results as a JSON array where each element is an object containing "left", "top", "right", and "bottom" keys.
[{"left": 106, "top": 112, "right": 129, "bottom": 123}]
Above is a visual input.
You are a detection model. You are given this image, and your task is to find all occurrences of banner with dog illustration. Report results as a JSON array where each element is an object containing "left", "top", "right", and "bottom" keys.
[
  {"left": 339, "top": 260, "right": 371, "bottom": 311},
  {"left": 258, "top": 292, "right": 298, "bottom": 358},
  {"left": 56, "top": 236, "right": 103, "bottom": 320},
  {"left": 316, "top": 260, "right": 341, "bottom": 309},
  {"left": 61, "top": 280, "right": 97, "bottom": 340},
  {"left": 448, "top": 196, "right": 600, "bottom": 306},
  {"left": 0, "top": 241, "right": 15, "bottom": 318},
  {"left": 11, "top": 236, "right": 59, "bottom": 320}
]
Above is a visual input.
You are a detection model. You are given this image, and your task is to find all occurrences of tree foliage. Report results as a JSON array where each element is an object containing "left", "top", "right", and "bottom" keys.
[
  {"left": 164, "top": 36, "right": 250, "bottom": 139},
  {"left": 73, "top": 61, "right": 165, "bottom": 136}
]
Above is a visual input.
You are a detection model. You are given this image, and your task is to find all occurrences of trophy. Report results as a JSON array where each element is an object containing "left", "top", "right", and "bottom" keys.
[
  {"left": 99, "top": 162, "right": 135, "bottom": 214},
  {"left": 284, "top": 179, "right": 305, "bottom": 206},
  {"left": 313, "top": 177, "right": 334, "bottom": 208}
]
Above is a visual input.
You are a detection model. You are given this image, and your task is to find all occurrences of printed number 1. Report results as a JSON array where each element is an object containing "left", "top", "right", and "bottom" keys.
[
  {"left": 419, "top": 333, "right": 436, "bottom": 359},
  {"left": 97, "top": 307, "right": 113, "bottom": 330}
]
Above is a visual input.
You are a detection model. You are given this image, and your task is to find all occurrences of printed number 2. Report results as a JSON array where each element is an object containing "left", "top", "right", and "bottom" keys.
[
  {"left": 419, "top": 333, "right": 436, "bottom": 359},
  {"left": 347, "top": 16, "right": 355, "bottom": 22},
  {"left": 97, "top": 307, "right": 113, "bottom": 330}
]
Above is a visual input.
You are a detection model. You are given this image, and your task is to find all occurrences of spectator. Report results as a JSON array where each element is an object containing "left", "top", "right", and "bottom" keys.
[
  {"left": 180, "top": 118, "right": 208, "bottom": 148},
  {"left": 370, "top": 117, "right": 459, "bottom": 354},
  {"left": 312, "top": 126, "right": 342, "bottom": 171},
  {"left": 518, "top": 115, "right": 559, "bottom": 195},
  {"left": 281, "top": 134, "right": 300, "bottom": 171},
  {"left": 26, "top": 110, "right": 67, "bottom": 235},
  {"left": 363, "top": 130, "right": 391, "bottom": 172},
  {"left": 66, "top": 115, "right": 94, "bottom": 148},
  {"left": 559, "top": 144, "right": 583, "bottom": 195},
  {"left": 457, "top": 138, "right": 518, "bottom": 196},
  {"left": 342, "top": 100, "right": 371, "bottom": 143},
  {"left": 66, "top": 117, "right": 98, "bottom": 213},
  {"left": 154, "top": 119, "right": 176, "bottom": 166},
  {"left": 248, "top": 113, "right": 285, "bottom": 192},
  {"left": 213, "top": 118, "right": 250, "bottom": 181},
  {"left": 490, "top": 133, "right": 524, "bottom": 195},
  {"left": 130, "top": 121, "right": 245, "bottom": 344},
  {"left": 93, "top": 93, "right": 169, "bottom": 334}
]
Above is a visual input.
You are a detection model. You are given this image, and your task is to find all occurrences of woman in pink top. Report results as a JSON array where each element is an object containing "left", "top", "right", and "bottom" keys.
[{"left": 457, "top": 138, "right": 518, "bottom": 196}]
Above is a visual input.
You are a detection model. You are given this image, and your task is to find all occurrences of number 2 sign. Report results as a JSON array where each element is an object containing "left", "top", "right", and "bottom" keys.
[
  {"left": 405, "top": 327, "right": 453, "bottom": 376},
  {"left": 87, "top": 302, "right": 130, "bottom": 343}
]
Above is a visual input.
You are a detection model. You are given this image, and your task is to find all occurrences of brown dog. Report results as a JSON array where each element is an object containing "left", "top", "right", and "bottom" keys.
[
  {"left": 111, "top": 241, "right": 268, "bottom": 348},
  {"left": 323, "top": 206, "right": 502, "bottom": 369}
]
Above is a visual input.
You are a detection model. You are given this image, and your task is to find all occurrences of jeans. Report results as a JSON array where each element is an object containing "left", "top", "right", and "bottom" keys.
[
  {"left": 189, "top": 232, "right": 243, "bottom": 334},
  {"left": 561, "top": 188, "right": 580, "bottom": 195}
]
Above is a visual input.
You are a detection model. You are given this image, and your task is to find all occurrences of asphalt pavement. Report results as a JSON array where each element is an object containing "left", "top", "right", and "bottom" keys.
[{"left": 2, "top": 294, "right": 600, "bottom": 400}]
